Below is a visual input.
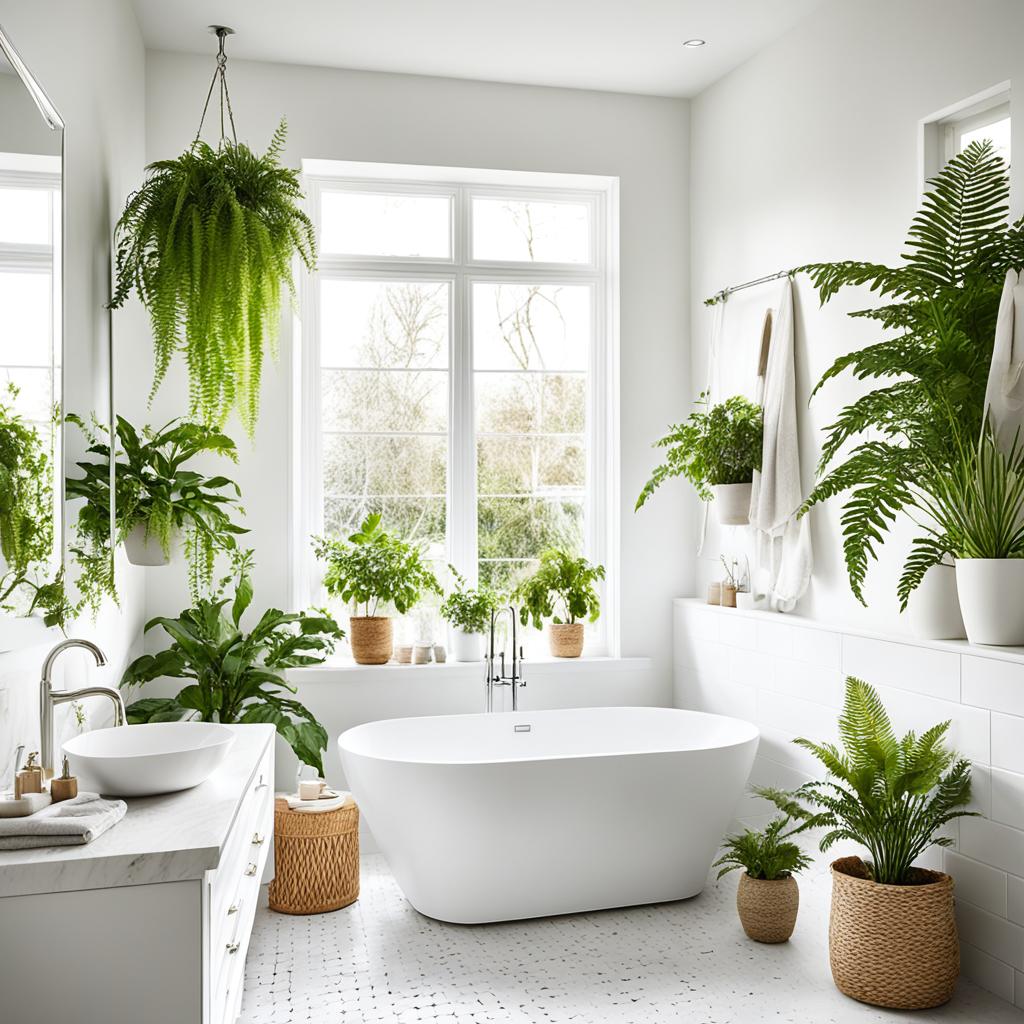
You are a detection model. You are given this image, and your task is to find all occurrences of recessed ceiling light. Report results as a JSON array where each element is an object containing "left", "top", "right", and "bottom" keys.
[{"left": 683, "top": 38, "right": 707, "bottom": 48}]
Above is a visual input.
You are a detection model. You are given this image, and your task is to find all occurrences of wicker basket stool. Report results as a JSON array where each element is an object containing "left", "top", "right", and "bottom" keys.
[{"left": 268, "top": 796, "right": 360, "bottom": 914}]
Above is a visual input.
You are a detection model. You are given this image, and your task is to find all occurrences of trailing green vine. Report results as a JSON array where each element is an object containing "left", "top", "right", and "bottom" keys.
[{"left": 110, "top": 120, "right": 316, "bottom": 436}]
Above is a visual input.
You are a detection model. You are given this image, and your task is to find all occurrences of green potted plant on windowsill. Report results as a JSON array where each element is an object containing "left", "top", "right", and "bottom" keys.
[
  {"left": 120, "top": 554, "right": 343, "bottom": 775},
  {"left": 515, "top": 548, "right": 605, "bottom": 658},
  {"left": 636, "top": 391, "right": 763, "bottom": 525},
  {"left": 313, "top": 514, "right": 441, "bottom": 665},
  {"left": 440, "top": 566, "right": 500, "bottom": 662},
  {"left": 713, "top": 810, "right": 812, "bottom": 943},
  {"left": 65, "top": 415, "right": 247, "bottom": 600},
  {"left": 760, "top": 677, "right": 975, "bottom": 1010}
]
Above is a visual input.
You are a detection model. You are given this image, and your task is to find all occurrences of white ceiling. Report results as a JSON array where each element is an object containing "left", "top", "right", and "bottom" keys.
[{"left": 130, "top": 0, "right": 826, "bottom": 99}]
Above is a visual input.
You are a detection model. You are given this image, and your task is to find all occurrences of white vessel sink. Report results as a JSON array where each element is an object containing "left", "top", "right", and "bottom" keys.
[{"left": 63, "top": 722, "right": 235, "bottom": 797}]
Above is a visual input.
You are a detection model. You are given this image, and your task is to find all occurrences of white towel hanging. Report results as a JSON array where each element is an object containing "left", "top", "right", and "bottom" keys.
[{"left": 984, "top": 269, "right": 1024, "bottom": 450}]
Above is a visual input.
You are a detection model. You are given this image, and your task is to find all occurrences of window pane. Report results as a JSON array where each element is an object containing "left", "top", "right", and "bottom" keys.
[
  {"left": 0, "top": 188, "right": 50, "bottom": 244},
  {"left": 472, "top": 283, "right": 590, "bottom": 371},
  {"left": 323, "top": 434, "right": 446, "bottom": 499},
  {"left": 0, "top": 366, "right": 53, "bottom": 424},
  {"left": 477, "top": 436, "right": 585, "bottom": 495},
  {"left": 0, "top": 271, "right": 51, "bottom": 365},
  {"left": 321, "top": 191, "right": 451, "bottom": 258},
  {"left": 478, "top": 497, "right": 584, "bottom": 560},
  {"left": 322, "top": 369, "right": 446, "bottom": 433},
  {"left": 960, "top": 115, "right": 1011, "bottom": 166},
  {"left": 321, "top": 280, "right": 449, "bottom": 369},
  {"left": 476, "top": 372, "right": 586, "bottom": 434},
  {"left": 325, "top": 496, "right": 446, "bottom": 553},
  {"left": 472, "top": 197, "right": 590, "bottom": 264},
  {"left": 478, "top": 558, "right": 537, "bottom": 595}
]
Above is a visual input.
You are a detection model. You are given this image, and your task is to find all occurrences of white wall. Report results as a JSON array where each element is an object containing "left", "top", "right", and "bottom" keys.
[
  {"left": 0, "top": 0, "right": 147, "bottom": 780},
  {"left": 689, "top": 0, "right": 1024, "bottom": 633},
  {"left": 135, "top": 52, "right": 691, "bottom": 703}
]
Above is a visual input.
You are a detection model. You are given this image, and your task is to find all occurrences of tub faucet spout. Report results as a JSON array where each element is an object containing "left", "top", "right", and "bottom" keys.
[{"left": 485, "top": 606, "right": 526, "bottom": 712}]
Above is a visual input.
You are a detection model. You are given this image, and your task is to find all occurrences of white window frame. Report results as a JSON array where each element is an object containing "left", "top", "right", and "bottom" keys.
[
  {"left": 920, "top": 83, "right": 1011, "bottom": 187},
  {"left": 293, "top": 161, "right": 620, "bottom": 657}
]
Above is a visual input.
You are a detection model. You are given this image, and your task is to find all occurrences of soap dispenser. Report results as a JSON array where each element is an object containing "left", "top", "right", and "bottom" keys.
[{"left": 50, "top": 755, "right": 78, "bottom": 802}]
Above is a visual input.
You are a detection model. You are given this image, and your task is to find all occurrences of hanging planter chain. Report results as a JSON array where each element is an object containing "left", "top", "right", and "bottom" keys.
[{"left": 194, "top": 26, "right": 238, "bottom": 148}]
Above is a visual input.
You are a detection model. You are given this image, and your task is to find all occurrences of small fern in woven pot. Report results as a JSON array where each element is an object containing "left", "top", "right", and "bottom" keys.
[
  {"left": 636, "top": 392, "right": 762, "bottom": 525},
  {"left": 761, "top": 677, "right": 975, "bottom": 1010},
  {"left": 111, "top": 120, "right": 315, "bottom": 437},
  {"left": 713, "top": 809, "right": 811, "bottom": 944}
]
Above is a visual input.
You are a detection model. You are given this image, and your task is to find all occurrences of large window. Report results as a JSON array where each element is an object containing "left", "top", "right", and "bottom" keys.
[
  {"left": 923, "top": 87, "right": 1011, "bottom": 182},
  {"left": 297, "top": 164, "right": 617, "bottom": 654}
]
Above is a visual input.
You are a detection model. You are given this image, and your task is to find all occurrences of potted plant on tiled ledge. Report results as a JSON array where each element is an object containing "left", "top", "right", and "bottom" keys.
[
  {"left": 635, "top": 391, "right": 763, "bottom": 525},
  {"left": 314, "top": 514, "right": 440, "bottom": 665},
  {"left": 515, "top": 548, "right": 604, "bottom": 658},
  {"left": 762, "top": 677, "right": 976, "bottom": 1010},
  {"left": 713, "top": 809, "right": 811, "bottom": 943}
]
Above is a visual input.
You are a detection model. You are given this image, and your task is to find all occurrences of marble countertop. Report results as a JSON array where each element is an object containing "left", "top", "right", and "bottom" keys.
[{"left": 0, "top": 723, "right": 274, "bottom": 899}]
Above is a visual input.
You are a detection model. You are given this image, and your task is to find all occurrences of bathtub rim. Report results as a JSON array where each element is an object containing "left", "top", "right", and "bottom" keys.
[{"left": 337, "top": 705, "right": 759, "bottom": 767}]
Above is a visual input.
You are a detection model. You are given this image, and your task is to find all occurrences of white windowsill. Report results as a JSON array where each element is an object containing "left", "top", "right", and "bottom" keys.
[{"left": 289, "top": 655, "right": 651, "bottom": 684}]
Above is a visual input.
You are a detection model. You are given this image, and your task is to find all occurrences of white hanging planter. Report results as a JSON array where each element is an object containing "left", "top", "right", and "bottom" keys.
[
  {"left": 712, "top": 482, "right": 752, "bottom": 526},
  {"left": 907, "top": 563, "right": 966, "bottom": 641},
  {"left": 124, "top": 522, "right": 173, "bottom": 566},
  {"left": 451, "top": 628, "right": 485, "bottom": 662},
  {"left": 955, "top": 558, "right": 1024, "bottom": 646}
]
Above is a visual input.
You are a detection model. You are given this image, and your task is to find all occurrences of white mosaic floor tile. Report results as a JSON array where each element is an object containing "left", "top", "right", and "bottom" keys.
[{"left": 241, "top": 855, "right": 1023, "bottom": 1023}]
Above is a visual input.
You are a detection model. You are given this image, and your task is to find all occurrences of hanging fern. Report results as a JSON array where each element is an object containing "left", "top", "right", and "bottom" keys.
[
  {"left": 799, "top": 140, "right": 1024, "bottom": 607},
  {"left": 110, "top": 120, "right": 316, "bottom": 436}
]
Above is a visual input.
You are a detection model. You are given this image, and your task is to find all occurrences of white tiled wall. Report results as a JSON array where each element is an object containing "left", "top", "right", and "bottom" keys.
[{"left": 673, "top": 598, "right": 1024, "bottom": 1009}]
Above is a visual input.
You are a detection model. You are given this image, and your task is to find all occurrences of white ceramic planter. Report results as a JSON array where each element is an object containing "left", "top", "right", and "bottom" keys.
[
  {"left": 713, "top": 482, "right": 752, "bottom": 526},
  {"left": 955, "top": 558, "right": 1024, "bottom": 645},
  {"left": 124, "top": 522, "right": 172, "bottom": 566},
  {"left": 907, "top": 563, "right": 966, "bottom": 640},
  {"left": 452, "top": 628, "right": 485, "bottom": 662}
]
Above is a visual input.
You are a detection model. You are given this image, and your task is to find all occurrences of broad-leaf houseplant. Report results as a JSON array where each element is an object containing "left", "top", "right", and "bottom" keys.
[{"left": 440, "top": 566, "right": 500, "bottom": 662}]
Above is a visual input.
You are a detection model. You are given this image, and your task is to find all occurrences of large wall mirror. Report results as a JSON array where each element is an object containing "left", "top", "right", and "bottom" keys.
[{"left": 0, "top": 24, "right": 113, "bottom": 648}]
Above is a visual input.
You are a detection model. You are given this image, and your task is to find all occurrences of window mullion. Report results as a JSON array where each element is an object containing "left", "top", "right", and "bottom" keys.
[{"left": 449, "top": 186, "right": 478, "bottom": 584}]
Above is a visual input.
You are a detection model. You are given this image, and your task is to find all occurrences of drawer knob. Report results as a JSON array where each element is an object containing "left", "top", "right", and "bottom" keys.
[
  {"left": 254, "top": 774, "right": 268, "bottom": 791},
  {"left": 227, "top": 903, "right": 239, "bottom": 915},
  {"left": 244, "top": 863, "right": 258, "bottom": 876},
  {"left": 225, "top": 942, "right": 240, "bottom": 954},
  {"left": 251, "top": 832, "right": 265, "bottom": 846}
]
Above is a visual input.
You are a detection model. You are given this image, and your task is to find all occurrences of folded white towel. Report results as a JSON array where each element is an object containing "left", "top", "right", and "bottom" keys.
[
  {"left": 0, "top": 792, "right": 126, "bottom": 849},
  {"left": 283, "top": 790, "right": 353, "bottom": 814}
]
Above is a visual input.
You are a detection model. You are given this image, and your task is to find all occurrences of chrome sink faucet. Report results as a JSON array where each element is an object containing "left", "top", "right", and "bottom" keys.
[
  {"left": 485, "top": 606, "right": 526, "bottom": 712},
  {"left": 40, "top": 639, "right": 125, "bottom": 778}
]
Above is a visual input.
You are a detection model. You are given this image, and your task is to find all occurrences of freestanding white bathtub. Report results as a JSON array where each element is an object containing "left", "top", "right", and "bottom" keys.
[{"left": 338, "top": 706, "right": 758, "bottom": 924}]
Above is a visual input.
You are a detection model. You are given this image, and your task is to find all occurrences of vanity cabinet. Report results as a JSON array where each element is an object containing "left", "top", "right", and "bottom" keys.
[{"left": 0, "top": 724, "right": 275, "bottom": 1024}]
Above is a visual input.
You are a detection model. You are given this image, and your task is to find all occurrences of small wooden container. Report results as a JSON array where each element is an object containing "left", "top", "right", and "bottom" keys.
[
  {"left": 268, "top": 797, "right": 360, "bottom": 915},
  {"left": 721, "top": 583, "right": 738, "bottom": 608},
  {"left": 707, "top": 582, "right": 722, "bottom": 606}
]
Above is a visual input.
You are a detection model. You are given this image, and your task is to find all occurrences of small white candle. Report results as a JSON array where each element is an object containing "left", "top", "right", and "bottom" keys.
[{"left": 298, "top": 779, "right": 323, "bottom": 800}]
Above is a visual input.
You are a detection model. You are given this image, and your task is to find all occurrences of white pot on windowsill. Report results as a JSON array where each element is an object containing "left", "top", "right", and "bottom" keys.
[
  {"left": 124, "top": 522, "right": 174, "bottom": 566},
  {"left": 712, "top": 482, "right": 752, "bottom": 526},
  {"left": 955, "top": 558, "right": 1024, "bottom": 646},
  {"left": 451, "top": 628, "right": 485, "bottom": 662}
]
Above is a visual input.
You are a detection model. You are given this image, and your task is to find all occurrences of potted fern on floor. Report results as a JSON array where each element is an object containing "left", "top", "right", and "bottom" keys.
[
  {"left": 713, "top": 811, "right": 811, "bottom": 943},
  {"left": 636, "top": 392, "right": 763, "bottom": 525},
  {"left": 515, "top": 549, "right": 604, "bottom": 658},
  {"left": 313, "top": 514, "right": 440, "bottom": 665},
  {"left": 762, "top": 677, "right": 975, "bottom": 1010}
]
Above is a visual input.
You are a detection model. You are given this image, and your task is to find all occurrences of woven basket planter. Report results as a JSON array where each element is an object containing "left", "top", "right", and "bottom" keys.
[
  {"left": 737, "top": 873, "right": 799, "bottom": 943},
  {"left": 829, "top": 856, "right": 958, "bottom": 1009},
  {"left": 350, "top": 615, "right": 393, "bottom": 665},
  {"left": 549, "top": 622, "right": 584, "bottom": 658},
  {"left": 268, "top": 797, "right": 360, "bottom": 915}
]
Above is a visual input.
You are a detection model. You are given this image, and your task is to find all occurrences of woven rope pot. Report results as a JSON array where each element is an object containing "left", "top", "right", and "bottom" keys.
[
  {"left": 737, "top": 873, "right": 799, "bottom": 943},
  {"left": 549, "top": 622, "right": 584, "bottom": 658},
  {"left": 829, "top": 856, "right": 958, "bottom": 1009},
  {"left": 269, "top": 797, "right": 360, "bottom": 914},
  {"left": 349, "top": 615, "right": 393, "bottom": 665}
]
